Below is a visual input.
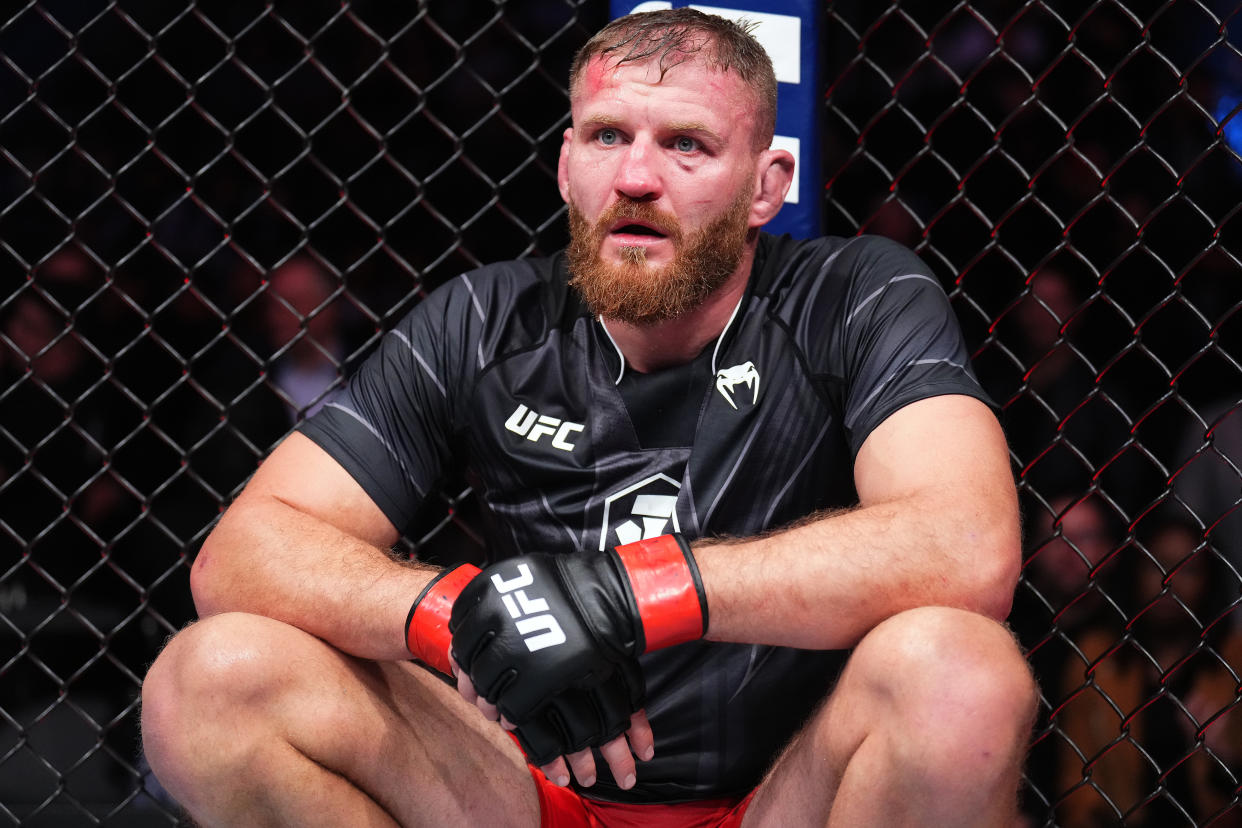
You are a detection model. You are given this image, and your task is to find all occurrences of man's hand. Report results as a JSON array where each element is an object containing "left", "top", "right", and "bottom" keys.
[
  {"left": 452, "top": 653, "right": 655, "bottom": 788},
  {"left": 406, "top": 558, "right": 657, "bottom": 785},
  {"left": 450, "top": 534, "right": 706, "bottom": 721},
  {"left": 448, "top": 535, "right": 707, "bottom": 771}
]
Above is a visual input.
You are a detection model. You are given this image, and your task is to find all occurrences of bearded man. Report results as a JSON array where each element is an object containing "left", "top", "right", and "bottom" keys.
[{"left": 141, "top": 9, "right": 1035, "bottom": 827}]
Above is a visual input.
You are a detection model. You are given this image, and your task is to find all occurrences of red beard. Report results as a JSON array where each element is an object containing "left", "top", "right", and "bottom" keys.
[{"left": 567, "top": 191, "right": 752, "bottom": 324}]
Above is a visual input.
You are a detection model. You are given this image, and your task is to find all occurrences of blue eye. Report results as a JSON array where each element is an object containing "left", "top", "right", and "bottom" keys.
[
  {"left": 599, "top": 128, "right": 619, "bottom": 146},
  {"left": 675, "top": 136, "right": 698, "bottom": 152}
]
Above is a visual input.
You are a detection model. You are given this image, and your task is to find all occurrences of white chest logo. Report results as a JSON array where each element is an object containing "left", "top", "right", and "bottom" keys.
[
  {"left": 505, "top": 403, "right": 583, "bottom": 451},
  {"left": 600, "top": 473, "right": 681, "bottom": 551},
  {"left": 716, "top": 361, "right": 760, "bottom": 409}
]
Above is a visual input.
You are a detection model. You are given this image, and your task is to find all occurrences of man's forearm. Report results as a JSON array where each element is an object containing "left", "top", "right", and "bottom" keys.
[
  {"left": 191, "top": 494, "right": 438, "bottom": 662},
  {"left": 696, "top": 493, "right": 1020, "bottom": 651}
]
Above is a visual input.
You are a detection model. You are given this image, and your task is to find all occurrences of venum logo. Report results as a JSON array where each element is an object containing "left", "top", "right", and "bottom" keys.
[
  {"left": 599, "top": 472, "right": 681, "bottom": 551},
  {"left": 505, "top": 403, "right": 583, "bottom": 451},
  {"left": 715, "top": 361, "right": 760, "bottom": 409},
  {"left": 489, "top": 563, "right": 566, "bottom": 652}
]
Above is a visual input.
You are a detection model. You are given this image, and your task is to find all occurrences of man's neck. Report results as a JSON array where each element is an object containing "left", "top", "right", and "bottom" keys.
[{"left": 601, "top": 246, "right": 756, "bottom": 374}]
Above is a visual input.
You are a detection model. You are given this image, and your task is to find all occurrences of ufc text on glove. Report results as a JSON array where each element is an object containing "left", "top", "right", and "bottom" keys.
[{"left": 447, "top": 535, "right": 708, "bottom": 752}]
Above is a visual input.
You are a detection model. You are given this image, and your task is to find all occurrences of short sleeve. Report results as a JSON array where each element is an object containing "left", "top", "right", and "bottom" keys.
[
  {"left": 839, "top": 237, "right": 991, "bottom": 455},
  {"left": 298, "top": 278, "right": 478, "bottom": 532}
]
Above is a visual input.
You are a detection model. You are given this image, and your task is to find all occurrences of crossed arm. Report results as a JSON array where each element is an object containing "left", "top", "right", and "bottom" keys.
[
  {"left": 190, "top": 430, "right": 420, "bottom": 662},
  {"left": 191, "top": 393, "right": 1018, "bottom": 784},
  {"left": 700, "top": 393, "right": 1020, "bottom": 648}
]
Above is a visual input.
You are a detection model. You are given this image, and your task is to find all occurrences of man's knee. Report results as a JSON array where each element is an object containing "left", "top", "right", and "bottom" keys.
[
  {"left": 143, "top": 612, "right": 290, "bottom": 718},
  {"left": 854, "top": 606, "right": 1036, "bottom": 774},
  {"left": 140, "top": 613, "right": 304, "bottom": 789}
]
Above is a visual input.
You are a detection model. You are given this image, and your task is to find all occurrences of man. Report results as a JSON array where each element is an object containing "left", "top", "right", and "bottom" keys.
[{"left": 141, "top": 9, "right": 1036, "bottom": 826}]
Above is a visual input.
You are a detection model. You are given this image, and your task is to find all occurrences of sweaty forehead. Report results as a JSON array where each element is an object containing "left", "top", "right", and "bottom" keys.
[
  {"left": 575, "top": 53, "right": 749, "bottom": 109},
  {"left": 579, "top": 54, "right": 660, "bottom": 97}
]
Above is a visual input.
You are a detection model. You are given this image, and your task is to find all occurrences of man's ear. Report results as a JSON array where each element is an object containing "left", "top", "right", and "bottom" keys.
[
  {"left": 557, "top": 127, "right": 573, "bottom": 204},
  {"left": 749, "top": 148, "right": 795, "bottom": 228}
]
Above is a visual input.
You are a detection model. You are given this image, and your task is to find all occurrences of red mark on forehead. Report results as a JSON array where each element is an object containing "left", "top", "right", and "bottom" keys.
[
  {"left": 706, "top": 73, "right": 737, "bottom": 97},
  {"left": 581, "top": 56, "right": 619, "bottom": 98},
  {"left": 580, "top": 54, "right": 745, "bottom": 104}
]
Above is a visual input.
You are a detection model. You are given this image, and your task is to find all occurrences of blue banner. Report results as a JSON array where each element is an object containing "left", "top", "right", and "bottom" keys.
[{"left": 607, "top": 1, "right": 822, "bottom": 239}]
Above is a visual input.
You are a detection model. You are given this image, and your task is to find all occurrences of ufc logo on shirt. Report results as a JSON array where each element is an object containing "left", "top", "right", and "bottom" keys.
[
  {"left": 505, "top": 403, "right": 583, "bottom": 452},
  {"left": 489, "top": 564, "right": 567, "bottom": 652}
]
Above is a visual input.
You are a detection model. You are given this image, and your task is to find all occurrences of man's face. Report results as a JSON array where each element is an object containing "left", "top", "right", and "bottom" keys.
[
  {"left": 558, "top": 53, "right": 765, "bottom": 324},
  {"left": 1031, "top": 498, "right": 1113, "bottom": 598}
]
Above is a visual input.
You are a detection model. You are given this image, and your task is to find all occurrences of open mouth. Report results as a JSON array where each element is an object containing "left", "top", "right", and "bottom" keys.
[{"left": 610, "top": 221, "right": 667, "bottom": 239}]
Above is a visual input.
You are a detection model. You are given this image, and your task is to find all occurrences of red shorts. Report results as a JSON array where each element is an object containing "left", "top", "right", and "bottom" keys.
[{"left": 524, "top": 764, "right": 756, "bottom": 828}]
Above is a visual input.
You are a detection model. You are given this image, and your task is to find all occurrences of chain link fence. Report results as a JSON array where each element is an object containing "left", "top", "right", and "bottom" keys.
[
  {"left": 823, "top": 2, "right": 1242, "bottom": 824},
  {"left": 0, "top": 0, "right": 1238, "bottom": 825}
]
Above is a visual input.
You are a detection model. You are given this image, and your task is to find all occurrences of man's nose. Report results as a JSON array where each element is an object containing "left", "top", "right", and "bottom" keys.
[{"left": 614, "top": 140, "right": 662, "bottom": 201}]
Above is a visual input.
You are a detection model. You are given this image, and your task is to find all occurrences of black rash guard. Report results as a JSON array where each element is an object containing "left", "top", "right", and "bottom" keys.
[{"left": 300, "top": 232, "right": 992, "bottom": 803}]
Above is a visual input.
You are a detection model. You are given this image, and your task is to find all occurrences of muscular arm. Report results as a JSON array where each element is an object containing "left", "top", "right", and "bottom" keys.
[
  {"left": 697, "top": 394, "right": 1020, "bottom": 650},
  {"left": 191, "top": 431, "right": 437, "bottom": 662}
]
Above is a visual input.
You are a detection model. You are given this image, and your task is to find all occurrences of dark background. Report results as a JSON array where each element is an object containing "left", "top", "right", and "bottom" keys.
[{"left": 0, "top": 1, "right": 1239, "bottom": 824}]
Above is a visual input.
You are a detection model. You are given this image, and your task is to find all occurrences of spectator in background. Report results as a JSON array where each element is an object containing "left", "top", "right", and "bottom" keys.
[
  {"left": 1003, "top": 269, "right": 1135, "bottom": 505},
  {"left": 1049, "top": 513, "right": 1232, "bottom": 827},
  {"left": 259, "top": 257, "right": 347, "bottom": 423},
  {"left": 1140, "top": 513, "right": 1239, "bottom": 827},
  {"left": 1013, "top": 503, "right": 1235, "bottom": 827},
  {"left": 0, "top": 250, "right": 123, "bottom": 547},
  {"left": 1016, "top": 493, "right": 1118, "bottom": 638},
  {"left": 1182, "top": 626, "right": 1242, "bottom": 828},
  {"left": 0, "top": 250, "right": 136, "bottom": 725},
  {"left": 3, "top": 288, "right": 89, "bottom": 388},
  {"left": 1011, "top": 493, "right": 1120, "bottom": 825},
  {"left": 1, "top": 289, "right": 95, "bottom": 544},
  {"left": 182, "top": 256, "right": 356, "bottom": 504},
  {"left": 1174, "top": 401, "right": 1242, "bottom": 598},
  {"left": 1128, "top": 515, "right": 1229, "bottom": 666}
]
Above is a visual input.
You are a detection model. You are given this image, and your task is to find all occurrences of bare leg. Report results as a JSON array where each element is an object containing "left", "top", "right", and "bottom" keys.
[
  {"left": 743, "top": 606, "right": 1037, "bottom": 828},
  {"left": 140, "top": 612, "right": 539, "bottom": 827}
]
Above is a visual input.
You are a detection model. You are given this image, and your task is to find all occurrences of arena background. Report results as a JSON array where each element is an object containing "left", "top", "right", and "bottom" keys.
[{"left": 1, "top": 1, "right": 1240, "bottom": 825}]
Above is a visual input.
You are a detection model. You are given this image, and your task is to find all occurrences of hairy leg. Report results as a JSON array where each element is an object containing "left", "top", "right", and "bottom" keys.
[
  {"left": 743, "top": 606, "right": 1037, "bottom": 828},
  {"left": 140, "top": 612, "right": 539, "bottom": 827}
]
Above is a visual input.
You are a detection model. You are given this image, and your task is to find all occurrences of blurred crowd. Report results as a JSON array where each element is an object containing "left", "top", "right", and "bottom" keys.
[
  {"left": 1, "top": 0, "right": 1240, "bottom": 823},
  {"left": 819, "top": 3, "right": 1242, "bottom": 819}
]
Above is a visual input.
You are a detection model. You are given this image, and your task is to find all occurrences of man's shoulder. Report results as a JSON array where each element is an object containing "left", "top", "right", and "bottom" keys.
[
  {"left": 416, "top": 251, "right": 585, "bottom": 336},
  {"left": 436, "top": 252, "right": 559, "bottom": 303},
  {"left": 754, "top": 232, "right": 929, "bottom": 292},
  {"left": 466, "top": 251, "right": 581, "bottom": 320}
]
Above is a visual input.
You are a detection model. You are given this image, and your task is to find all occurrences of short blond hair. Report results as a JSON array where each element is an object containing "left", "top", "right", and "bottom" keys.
[{"left": 569, "top": 8, "right": 777, "bottom": 150}]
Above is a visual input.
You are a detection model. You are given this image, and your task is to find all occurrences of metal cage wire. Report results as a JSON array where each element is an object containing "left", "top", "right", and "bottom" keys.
[{"left": 0, "top": 0, "right": 1239, "bottom": 825}]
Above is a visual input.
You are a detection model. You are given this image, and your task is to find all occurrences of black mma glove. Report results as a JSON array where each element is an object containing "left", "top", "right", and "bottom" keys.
[
  {"left": 448, "top": 534, "right": 707, "bottom": 764},
  {"left": 405, "top": 563, "right": 482, "bottom": 676},
  {"left": 506, "top": 674, "right": 642, "bottom": 766}
]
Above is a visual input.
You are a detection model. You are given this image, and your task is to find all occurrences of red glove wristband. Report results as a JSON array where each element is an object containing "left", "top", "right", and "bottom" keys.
[
  {"left": 613, "top": 534, "right": 708, "bottom": 652},
  {"left": 405, "top": 563, "right": 481, "bottom": 675}
]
